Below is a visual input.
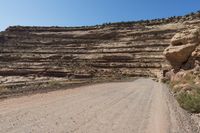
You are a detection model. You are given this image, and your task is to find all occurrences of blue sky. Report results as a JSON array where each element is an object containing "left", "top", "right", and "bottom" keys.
[{"left": 0, "top": 0, "right": 200, "bottom": 31}]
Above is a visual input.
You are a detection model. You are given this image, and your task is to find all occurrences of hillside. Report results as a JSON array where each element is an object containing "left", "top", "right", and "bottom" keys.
[{"left": 0, "top": 12, "right": 200, "bottom": 97}]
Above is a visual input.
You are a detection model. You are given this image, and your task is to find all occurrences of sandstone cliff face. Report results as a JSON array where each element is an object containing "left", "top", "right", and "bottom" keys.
[
  {"left": 0, "top": 12, "right": 200, "bottom": 96},
  {"left": 163, "top": 26, "right": 200, "bottom": 113},
  {"left": 164, "top": 28, "right": 200, "bottom": 69}
]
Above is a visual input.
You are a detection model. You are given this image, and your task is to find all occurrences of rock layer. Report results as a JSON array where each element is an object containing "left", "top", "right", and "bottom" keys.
[
  {"left": 0, "top": 12, "right": 200, "bottom": 96},
  {"left": 162, "top": 23, "right": 200, "bottom": 116}
]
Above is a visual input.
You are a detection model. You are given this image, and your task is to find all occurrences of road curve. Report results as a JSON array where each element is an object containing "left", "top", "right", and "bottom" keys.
[{"left": 0, "top": 78, "right": 198, "bottom": 133}]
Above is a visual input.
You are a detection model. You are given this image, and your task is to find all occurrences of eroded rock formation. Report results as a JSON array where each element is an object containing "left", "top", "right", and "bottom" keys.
[
  {"left": 164, "top": 28, "right": 200, "bottom": 69},
  {"left": 0, "top": 11, "right": 200, "bottom": 97},
  {"left": 163, "top": 26, "right": 200, "bottom": 114},
  {"left": 163, "top": 26, "right": 200, "bottom": 78}
]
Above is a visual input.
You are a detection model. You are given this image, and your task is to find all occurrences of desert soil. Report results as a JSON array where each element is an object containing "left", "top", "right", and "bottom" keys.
[{"left": 0, "top": 78, "right": 198, "bottom": 133}]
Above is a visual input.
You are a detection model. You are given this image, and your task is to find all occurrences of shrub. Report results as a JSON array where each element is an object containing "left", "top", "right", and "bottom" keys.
[
  {"left": 170, "top": 72, "right": 200, "bottom": 113},
  {"left": 177, "top": 91, "right": 200, "bottom": 113},
  {"left": 0, "top": 86, "right": 10, "bottom": 94},
  {"left": 48, "top": 80, "right": 62, "bottom": 87}
]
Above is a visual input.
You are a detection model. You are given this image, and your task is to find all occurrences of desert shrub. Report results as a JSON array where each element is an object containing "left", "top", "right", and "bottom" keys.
[
  {"left": 177, "top": 90, "right": 200, "bottom": 113},
  {"left": 48, "top": 81, "right": 61, "bottom": 86},
  {"left": 183, "top": 73, "right": 196, "bottom": 84},
  {"left": 0, "top": 86, "right": 10, "bottom": 94},
  {"left": 170, "top": 73, "right": 196, "bottom": 90},
  {"left": 170, "top": 72, "right": 200, "bottom": 113},
  {"left": 176, "top": 83, "right": 200, "bottom": 113}
]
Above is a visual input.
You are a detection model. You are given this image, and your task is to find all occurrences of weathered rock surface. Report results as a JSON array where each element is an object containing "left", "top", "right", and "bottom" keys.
[
  {"left": 163, "top": 26, "right": 200, "bottom": 80},
  {"left": 163, "top": 23, "right": 200, "bottom": 121},
  {"left": 0, "top": 11, "right": 200, "bottom": 96},
  {"left": 164, "top": 28, "right": 200, "bottom": 69}
]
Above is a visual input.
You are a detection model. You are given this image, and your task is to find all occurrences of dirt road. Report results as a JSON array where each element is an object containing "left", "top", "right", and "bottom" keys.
[{"left": 0, "top": 78, "right": 198, "bottom": 133}]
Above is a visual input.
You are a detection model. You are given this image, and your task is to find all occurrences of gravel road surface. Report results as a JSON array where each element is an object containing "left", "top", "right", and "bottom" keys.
[{"left": 0, "top": 78, "right": 198, "bottom": 133}]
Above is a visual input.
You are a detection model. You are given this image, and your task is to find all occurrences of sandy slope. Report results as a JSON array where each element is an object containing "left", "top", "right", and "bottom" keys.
[{"left": 0, "top": 78, "right": 198, "bottom": 133}]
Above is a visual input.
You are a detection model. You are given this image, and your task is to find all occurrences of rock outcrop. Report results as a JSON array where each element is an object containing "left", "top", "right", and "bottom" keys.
[
  {"left": 164, "top": 28, "right": 200, "bottom": 69},
  {"left": 163, "top": 26, "right": 200, "bottom": 113},
  {"left": 0, "top": 11, "right": 200, "bottom": 97}
]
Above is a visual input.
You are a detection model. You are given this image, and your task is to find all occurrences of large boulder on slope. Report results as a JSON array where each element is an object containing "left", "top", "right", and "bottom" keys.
[{"left": 164, "top": 28, "right": 200, "bottom": 69}]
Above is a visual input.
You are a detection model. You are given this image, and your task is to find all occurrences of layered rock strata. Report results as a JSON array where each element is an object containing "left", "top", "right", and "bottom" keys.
[
  {"left": 163, "top": 27, "right": 200, "bottom": 115},
  {"left": 0, "top": 12, "right": 200, "bottom": 96}
]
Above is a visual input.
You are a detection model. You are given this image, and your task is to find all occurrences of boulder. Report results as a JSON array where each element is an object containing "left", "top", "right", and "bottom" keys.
[
  {"left": 171, "top": 28, "right": 200, "bottom": 46},
  {"left": 164, "top": 43, "right": 197, "bottom": 69},
  {"left": 164, "top": 28, "right": 200, "bottom": 69}
]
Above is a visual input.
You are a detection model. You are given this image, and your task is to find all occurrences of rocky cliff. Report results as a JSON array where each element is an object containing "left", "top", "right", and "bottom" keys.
[
  {"left": 163, "top": 26, "right": 200, "bottom": 113},
  {"left": 0, "top": 12, "right": 200, "bottom": 97}
]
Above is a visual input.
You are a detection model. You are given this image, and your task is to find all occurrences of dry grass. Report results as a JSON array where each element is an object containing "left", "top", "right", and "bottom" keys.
[
  {"left": 0, "top": 86, "right": 10, "bottom": 94},
  {"left": 177, "top": 85, "right": 200, "bottom": 113},
  {"left": 169, "top": 73, "right": 200, "bottom": 113}
]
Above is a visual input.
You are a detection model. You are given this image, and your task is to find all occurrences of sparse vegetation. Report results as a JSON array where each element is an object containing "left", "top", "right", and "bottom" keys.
[
  {"left": 177, "top": 88, "right": 200, "bottom": 113},
  {"left": 169, "top": 73, "right": 200, "bottom": 113},
  {"left": 48, "top": 80, "right": 63, "bottom": 87},
  {"left": 0, "top": 85, "right": 10, "bottom": 94}
]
